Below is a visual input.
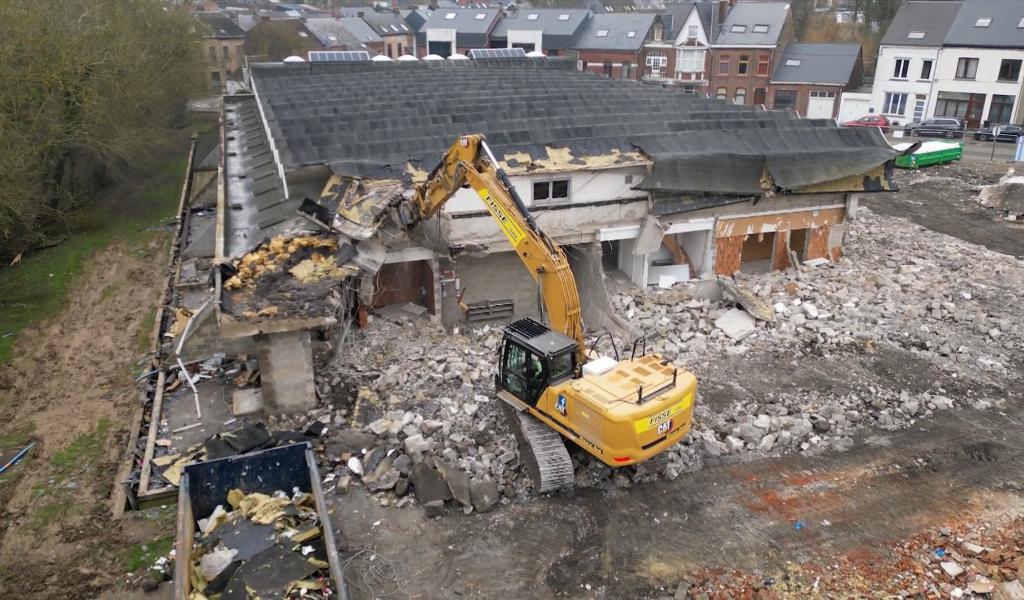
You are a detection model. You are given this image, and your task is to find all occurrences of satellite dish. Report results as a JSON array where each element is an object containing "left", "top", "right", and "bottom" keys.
[{"left": 283, "top": 55, "right": 306, "bottom": 62}]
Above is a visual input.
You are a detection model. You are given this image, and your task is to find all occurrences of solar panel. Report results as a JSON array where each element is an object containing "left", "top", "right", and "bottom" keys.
[
  {"left": 307, "top": 51, "right": 371, "bottom": 63},
  {"left": 467, "top": 48, "right": 528, "bottom": 60}
]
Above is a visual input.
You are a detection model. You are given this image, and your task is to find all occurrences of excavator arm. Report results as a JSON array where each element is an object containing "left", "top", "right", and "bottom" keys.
[{"left": 398, "top": 135, "right": 585, "bottom": 356}]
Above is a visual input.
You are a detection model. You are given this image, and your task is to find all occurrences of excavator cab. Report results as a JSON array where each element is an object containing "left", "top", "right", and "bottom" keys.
[{"left": 497, "top": 319, "right": 577, "bottom": 408}]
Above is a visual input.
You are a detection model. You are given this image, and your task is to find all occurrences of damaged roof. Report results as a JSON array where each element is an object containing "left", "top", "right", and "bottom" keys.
[{"left": 249, "top": 58, "right": 895, "bottom": 196}]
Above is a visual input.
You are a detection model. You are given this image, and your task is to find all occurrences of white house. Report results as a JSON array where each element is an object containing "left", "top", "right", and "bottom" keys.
[
  {"left": 643, "top": 0, "right": 717, "bottom": 92},
  {"left": 929, "top": 0, "right": 1024, "bottom": 128},
  {"left": 870, "top": 1, "right": 962, "bottom": 126}
]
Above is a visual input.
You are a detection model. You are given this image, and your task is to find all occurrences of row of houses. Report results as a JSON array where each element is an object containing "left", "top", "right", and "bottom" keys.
[
  {"left": 868, "top": 0, "right": 1024, "bottom": 129},
  {"left": 196, "top": 1, "right": 868, "bottom": 120}
]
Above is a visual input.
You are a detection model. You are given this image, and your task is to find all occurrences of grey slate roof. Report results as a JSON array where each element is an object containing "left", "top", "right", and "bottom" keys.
[
  {"left": 336, "top": 8, "right": 413, "bottom": 37},
  {"left": 574, "top": 13, "right": 656, "bottom": 50},
  {"left": 490, "top": 9, "right": 591, "bottom": 48},
  {"left": 771, "top": 42, "right": 861, "bottom": 85},
  {"left": 714, "top": 1, "right": 789, "bottom": 47},
  {"left": 880, "top": 1, "right": 962, "bottom": 48},
  {"left": 422, "top": 8, "right": 501, "bottom": 35},
  {"left": 195, "top": 12, "right": 246, "bottom": 38},
  {"left": 248, "top": 59, "right": 895, "bottom": 196},
  {"left": 944, "top": 0, "right": 1024, "bottom": 48},
  {"left": 661, "top": 1, "right": 717, "bottom": 40},
  {"left": 304, "top": 18, "right": 383, "bottom": 48}
]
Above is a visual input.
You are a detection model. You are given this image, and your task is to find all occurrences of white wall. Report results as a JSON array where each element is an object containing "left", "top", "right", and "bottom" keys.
[
  {"left": 672, "top": 6, "right": 708, "bottom": 47},
  {"left": 425, "top": 28, "right": 456, "bottom": 54},
  {"left": 507, "top": 29, "right": 543, "bottom": 51},
  {"left": 870, "top": 45, "right": 940, "bottom": 124},
  {"left": 444, "top": 167, "right": 646, "bottom": 213},
  {"left": 929, "top": 47, "right": 1024, "bottom": 124}
]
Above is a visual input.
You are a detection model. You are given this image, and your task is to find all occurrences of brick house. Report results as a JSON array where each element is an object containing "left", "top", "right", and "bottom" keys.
[
  {"left": 769, "top": 43, "right": 864, "bottom": 118},
  {"left": 304, "top": 17, "right": 387, "bottom": 56},
  {"left": 642, "top": 0, "right": 718, "bottom": 92},
  {"left": 194, "top": 12, "right": 246, "bottom": 92},
  {"left": 336, "top": 8, "right": 416, "bottom": 58},
  {"left": 575, "top": 13, "right": 661, "bottom": 80},
  {"left": 708, "top": 1, "right": 794, "bottom": 106}
]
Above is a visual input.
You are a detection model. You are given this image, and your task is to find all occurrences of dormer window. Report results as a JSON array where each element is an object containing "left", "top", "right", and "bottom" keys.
[{"left": 653, "top": 23, "right": 663, "bottom": 40}]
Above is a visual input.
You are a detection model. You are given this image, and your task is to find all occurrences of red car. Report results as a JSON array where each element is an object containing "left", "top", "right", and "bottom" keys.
[{"left": 842, "top": 114, "right": 892, "bottom": 131}]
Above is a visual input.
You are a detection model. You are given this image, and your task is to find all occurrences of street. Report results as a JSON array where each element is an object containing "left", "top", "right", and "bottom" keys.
[{"left": 887, "top": 132, "right": 1018, "bottom": 162}]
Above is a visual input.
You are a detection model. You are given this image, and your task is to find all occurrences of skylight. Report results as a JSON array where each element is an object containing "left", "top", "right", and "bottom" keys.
[
  {"left": 907, "top": 31, "right": 926, "bottom": 39},
  {"left": 391, "top": 24, "right": 400, "bottom": 32},
  {"left": 730, "top": 24, "right": 746, "bottom": 33},
  {"left": 975, "top": 17, "right": 991, "bottom": 27},
  {"left": 400, "top": 24, "right": 408, "bottom": 31},
  {"left": 558, "top": 13, "right": 571, "bottom": 20},
  {"left": 445, "top": 12, "right": 456, "bottom": 19},
  {"left": 527, "top": 13, "right": 539, "bottom": 20},
  {"left": 785, "top": 59, "right": 801, "bottom": 66},
  {"left": 752, "top": 24, "right": 769, "bottom": 33},
  {"left": 596, "top": 29, "right": 609, "bottom": 37},
  {"left": 474, "top": 13, "right": 487, "bottom": 20},
  {"left": 627, "top": 31, "right": 636, "bottom": 37},
  {"left": 298, "top": 31, "right": 308, "bottom": 37},
  {"left": 1018, "top": 17, "right": 1024, "bottom": 28}
]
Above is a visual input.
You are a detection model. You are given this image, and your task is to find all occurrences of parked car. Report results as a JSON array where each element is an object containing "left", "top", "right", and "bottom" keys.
[
  {"left": 842, "top": 114, "right": 892, "bottom": 130},
  {"left": 974, "top": 124, "right": 1022, "bottom": 143},
  {"left": 903, "top": 117, "right": 965, "bottom": 139}
]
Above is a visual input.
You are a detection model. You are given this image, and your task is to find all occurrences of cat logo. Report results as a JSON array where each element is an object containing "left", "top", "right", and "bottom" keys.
[{"left": 555, "top": 395, "right": 567, "bottom": 415}]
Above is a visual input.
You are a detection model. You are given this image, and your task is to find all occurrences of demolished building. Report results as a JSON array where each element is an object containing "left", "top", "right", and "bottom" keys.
[{"left": 120, "top": 54, "right": 903, "bottom": 509}]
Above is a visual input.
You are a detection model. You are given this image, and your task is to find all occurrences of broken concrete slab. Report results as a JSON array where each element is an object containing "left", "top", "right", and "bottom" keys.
[
  {"left": 436, "top": 459, "right": 473, "bottom": 511},
  {"left": 714, "top": 309, "right": 756, "bottom": 341},
  {"left": 232, "top": 388, "right": 263, "bottom": 417},
  {"left": 258, "top": 329, "right": 316, "bottom": 414},
  {"left": 325, "top": 430, "right": 376, "bottom": 456},
  {"left": 469, "top": 479, "right": 500, "bottom": 513},
  {"left": 409, "top": 462, "right": 452, "bottom": 506},
  {"left": 941, "top": 561, "right": 965, "bottom": 579},
  {"left": 633, "top": 215, "right": 666, "bottom": 255},
  {"left": 718, "top": 278, "right": 775, "bottom": 321}
]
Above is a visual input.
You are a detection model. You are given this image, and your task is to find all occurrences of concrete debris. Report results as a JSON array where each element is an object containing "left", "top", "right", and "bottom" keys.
[
  {"left": 714, "top": 308, "right": 757, "bottom": 341},
  {"left": 941, "top": 561, "right": 965, "bottom": 579}
]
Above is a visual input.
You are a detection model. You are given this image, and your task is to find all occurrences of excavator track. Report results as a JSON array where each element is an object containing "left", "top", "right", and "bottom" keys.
[{"left": 503, "top": 404, "right": 574, "bottom": 493}]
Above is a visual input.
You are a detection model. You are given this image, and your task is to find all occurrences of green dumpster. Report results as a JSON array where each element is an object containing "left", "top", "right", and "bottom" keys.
[{"left": 893, "top": 141, "right": 964, "bottom": 169}]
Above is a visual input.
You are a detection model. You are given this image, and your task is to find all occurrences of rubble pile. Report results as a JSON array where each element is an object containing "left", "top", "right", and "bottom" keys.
[
  {"left": 186, "top": 488, "right": 336, "bottom": 599},
  {"left": 680, "top": 517, "right": 1024, "bottom": 598},
  {"left": 612, "top": 208, "right": 1023, "bottom": 465}
]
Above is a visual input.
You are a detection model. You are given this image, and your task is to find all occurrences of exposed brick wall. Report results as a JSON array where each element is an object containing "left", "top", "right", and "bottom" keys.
[
  {"left": 577, "top": 49, "right": 643, "bottom": 80},
  {"left": 714, "top": 235, "right": 743, "bottom": 276},
  {"left": 772, "top": 229, "right": 791, "bottom": 271},
  {"left": 806, "top": 225, "right": 831, "bottom": 260}
]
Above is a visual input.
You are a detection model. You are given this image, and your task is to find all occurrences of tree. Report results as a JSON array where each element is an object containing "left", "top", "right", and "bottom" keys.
[{"left": 0, "top": 0, "right": 203, "bottom": 260}]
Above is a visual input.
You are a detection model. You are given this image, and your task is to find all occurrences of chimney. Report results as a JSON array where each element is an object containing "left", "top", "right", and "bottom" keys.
[{"left": 718, "top": 0, "right": 729, "bottom": 24}]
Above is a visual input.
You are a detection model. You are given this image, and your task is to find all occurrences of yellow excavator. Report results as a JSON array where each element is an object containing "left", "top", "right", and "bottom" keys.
[{"left": 393, "top": 135, "right": 698, "bottom": 491}]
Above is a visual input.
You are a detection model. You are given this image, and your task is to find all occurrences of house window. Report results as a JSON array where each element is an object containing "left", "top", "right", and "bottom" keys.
[
  {"left": 756, "top": 55, "right": 769, "bottom": 76},
  {"left": 956, "top": 57, "right": 978, "bottom": 80},
  {"left": 678, "top": 49, "right": 703, "bottom": 72},
  {"left": 735, "top": 88, "right": 746, "bottom": 104},
  {"left": 773, "top": 89, "right": 796, "bottom": 109},
  {"left": 935, "top": 91, "right": 973, "bottom": 118},
  {"left": 998, "top": 59, "right": 1022, "bottom": 82},
  {"left": 718, "top": 56, "right": 730, "bottom": 74},
  {"left": 222, "top": 46, "right": 230, "bottom": 60},
  {"left": 883, "top": 92, "right": 908, "bottom": 115},
  {"left": 737, "top": 55, "right": 750, "bottom": 75},
  {"left": 893, "top": 58, "right": 910, "bottom": 79},
  {"left": 990, "top": 95, "right": 1016, "bottom": 123},
  {"left": 208, "top": 46, "right": 216, "bottom": 62},
  {"left": 646, "top": 52, "right": 668, "bottom": 71},
  {"left": 716, "top": 87, "right": 727, "bottom": 99},
  {"left": 533, "top": 179, "right": 570, "bottom": 203},
  {"left": 653, "top": 23, "right": 663, "bottom": 41},
  {"left": 687, "top": 25, "right": 698, "bottom": 38},
  {"left": 921, "top": 60, "right": 933, "bottom": 80},
  {"left": 398, "top": 43, "right": 404, "bottom": 55},
  {"left": 810, "top": 90, "right": 836, "bottom": 98}
]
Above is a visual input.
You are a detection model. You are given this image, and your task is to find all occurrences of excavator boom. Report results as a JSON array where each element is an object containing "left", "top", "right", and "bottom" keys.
[{"left": 402, "top": 135, "right": 585, "bottom": 357}]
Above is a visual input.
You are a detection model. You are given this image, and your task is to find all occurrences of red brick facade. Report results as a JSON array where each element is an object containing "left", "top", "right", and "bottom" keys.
[
  {"left": 806, "top": 225, "right": 831, "bottom": 261},
  {"left": 578, "top": 49, "right": 646, "bottom": 80},
  {"left": 708, "top": 49, "right": 776, "bottom": 105},
  {"left": 772, "top": 230, "right": 791, "bottom": 271},
  {"left": 714, "top": 235, "right": 744, "bottom": 276}
]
